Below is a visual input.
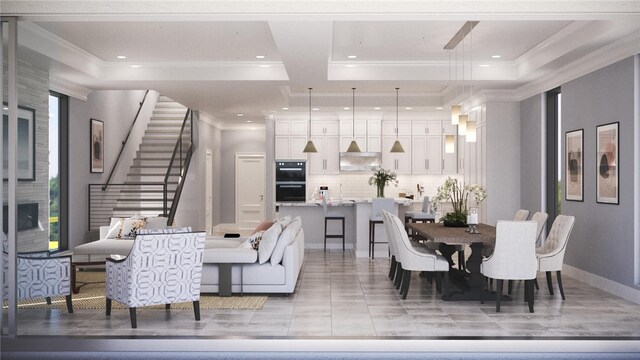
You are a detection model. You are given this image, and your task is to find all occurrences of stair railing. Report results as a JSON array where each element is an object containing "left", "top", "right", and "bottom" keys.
[
  {"left": 102, "top": 90, "right": 150, "bottom": 191},
  {"left": 163, "top": 108, "right": 194, "bottom": 224}
]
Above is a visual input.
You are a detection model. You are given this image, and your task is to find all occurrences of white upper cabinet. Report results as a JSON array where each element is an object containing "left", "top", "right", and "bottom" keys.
[
  {"left": 275, "top": 119, "right": 308, "bottom": 160},
  {"left": 309, "top": 119, "right": 340, "bottom": 175},
  {"left": 412, "top": 135, "right": 443, "bottom": 174},
  {"left": 382, "top": 120, "right": 412, "bottom": 137},
  {"left": 382, "top": 136, "right": 411, "bottom": 174}
]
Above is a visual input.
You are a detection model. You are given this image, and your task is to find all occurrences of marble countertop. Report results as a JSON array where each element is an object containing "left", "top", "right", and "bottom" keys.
[{"left": 277, "top": 197, "right": 417, "bottom": 207}]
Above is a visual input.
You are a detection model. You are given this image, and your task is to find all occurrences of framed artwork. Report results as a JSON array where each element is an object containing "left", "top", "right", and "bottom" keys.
[
  {"left": 596, "top": 122, "right": 619, "bottom": 204},
  {"left": 90, "top": 118, "right": 104, "bottom": 173},
  {"left": 3, "top": 105, "right": 36, "bottom": 181},
  {"left": 565, "top": 129, "right": 583, "bottom": 201}
]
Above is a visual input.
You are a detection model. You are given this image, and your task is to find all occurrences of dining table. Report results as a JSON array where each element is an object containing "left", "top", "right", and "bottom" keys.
[{"left": 407, "top": 222, "right": 498, "bottom": 301}]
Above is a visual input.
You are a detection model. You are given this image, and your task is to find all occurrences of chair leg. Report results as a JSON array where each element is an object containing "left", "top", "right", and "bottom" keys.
[
  {"left": 388, "top": 256, "right": 397, "bottom": 280},
  {"left": 394, "top": 264, "right": 403, "bottom": 289},
  {"left": 480, "top": 276, "right": 485, "bottom": 304},
  {"left": 435, "top": 272, "right": 442, "bottom": 294},
  {"left": 524, "top": 279, "right": 529, "bottom": 302},
  {"left": 527, "top": 280, "right": 535, "bottom": 313},
  {"left": 129, "top": 307, "right": 137, "bottom": 328},
  {"left": 401, "top": 270, "right": 411, "bottom": 300},
  {"left": 106, "top": 298, "right": 112, "bottom": 316},
  {"left": 442, "top": 271, "right": 449, "bottom": 295},
  {"left": 165, "top": 304, "right": 171, "bottom": 309},
  {"left": 508, "top": 280, "right": 513, "bottom": 295},
  {"left": 65, "top": 295, "right": 73, "bottom": 313},
  {"left": 546, "top": 271, "right": 554, "bottom": 295},
  {"left": 324, "top": 218, "right": 328, "bottom": 252},
  {"left": 342, "top": 218, "right": 345, "bottom": 253},
  {"left": 46, "top": 297, "right": 52, "bottom": 305},
  {"left": 556, "top": 271, "right": 566, "bottom": 300},
  {"left": 371, "top": 222, "right": 376, "bottom": 260},
  {"left": 193, "top": 300, "right": 201, "bottom": 321},
  {"left": 495, "top": 279, "right": 503, "bottom": 312},
  {"left": 534, "top": 278, "right": 539, "bottom": 290},
  {"left": 457, "top": 250, "right": 465, "bottom": 270}
]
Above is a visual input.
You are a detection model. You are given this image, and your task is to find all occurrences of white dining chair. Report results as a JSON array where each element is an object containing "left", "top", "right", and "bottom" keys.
[
  {"left": 536, "top": 215, "right": 575, "bottom": 300},
  {"left": 514, "top": 209, "right": 530, "bottom": 221},
  {"left": 530, "top": 211, "right": 549, "bottom": 245}
]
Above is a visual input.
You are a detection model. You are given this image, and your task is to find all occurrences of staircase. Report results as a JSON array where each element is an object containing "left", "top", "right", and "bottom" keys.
[{"left": 89, "top": 95, "right": 193, "bottom": 229}]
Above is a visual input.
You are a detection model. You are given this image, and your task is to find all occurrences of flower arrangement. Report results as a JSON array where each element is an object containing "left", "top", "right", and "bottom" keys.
[
  {"left": 432, "top": 177, "right": 487, "bottom": 226},
  {"left": 368, "top": 167, "right": 399, "bottom": 198}
]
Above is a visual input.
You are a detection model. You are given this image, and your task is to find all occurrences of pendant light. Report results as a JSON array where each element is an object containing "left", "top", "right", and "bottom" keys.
[
  {"left": 466, "top": 23, "right": 477, "bottom": 143},
  {"left": 444, "top": 135, "right": 456, "bottom": 153},
  {"left": 346, "top": 87, "right": 361, "bottom": 152},
  {"left": 390, "top": 87, "right": 405, "bottom": 153},
  {"left": 302, "top": 87, "right": 318, "bottom": 153},
  {"left": 451, "top": 48, "right": 461, "bottom": 125}
]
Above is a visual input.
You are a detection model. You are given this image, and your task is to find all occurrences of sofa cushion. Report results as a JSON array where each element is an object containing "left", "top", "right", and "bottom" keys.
[
  {"left": 270, "top": 217, "right": 301, "bottom": 266},
  {"left": 74, "top": 238, "right": 134, "bottom": 257},
  {"left": 203, "top": 248, "right": 257, "bottom": 264},
  {"left": 257, "top": 222, "right": 282, "bottom": 264},
  {"left": 204, "top": 238, "right": 244, "bottom": 249}
]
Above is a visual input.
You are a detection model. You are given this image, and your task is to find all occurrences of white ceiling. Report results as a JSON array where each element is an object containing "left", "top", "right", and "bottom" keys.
[{"left": 4, "top": 1, "right": 640, "bottom": 124}]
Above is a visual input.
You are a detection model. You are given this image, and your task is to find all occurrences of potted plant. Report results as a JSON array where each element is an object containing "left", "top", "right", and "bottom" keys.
[
  {"left": 432, "top": 177, "right": 487, "bottom": 227},
  {"left": 368, "top": 167, "right": 398, "bottom": 198}
]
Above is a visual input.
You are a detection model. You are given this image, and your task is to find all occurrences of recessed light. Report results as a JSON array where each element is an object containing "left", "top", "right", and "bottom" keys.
[
  {"left": 282, "top": 107, "right": 289, "bottom": 110},
  {"left": 237, "top": 113, "right": 244, "bottom": 117},
  {"left": 256, "top": 55, "right": 265, "bottom": 59},
  {"left": 373, "top": 107, "right": 381, "bottom": 110},
  {"left": 405, "top": 107, "right": 412, "bottom": 110},
  {"left": 491, "top": 55, "right": 501, "bottom": 59},
  {"left": 436, "top": 107, "right": 444, "bottom": 110},
  {"left": 3, "top": 107, "right": 8, "bottom": 110},
  {"left": 312, "top": 108, "right": 319, "bottom": 111},
  {"left": 116, "top": 55, "right": 127, "bottom": 59},
  {"left": 346, "top": 64, "right": 356, "bottom": 68},
  {"left": 259, "top": 65, "right": 270, "bottom": 68},
  {"left": 347, "top": 55, "right": 357, "bottom": 59},
  {"left": 130, "top": 65, "right": 141, "bottom": 68},
  {"left": 246, "top": 120, "right": 252, "bottom": 123},
  {"left": 479, "top": 64, "right": 490, "bottom": 68},
  {"left": 344, "top": 107, "right": 350, "bottom": 110}
]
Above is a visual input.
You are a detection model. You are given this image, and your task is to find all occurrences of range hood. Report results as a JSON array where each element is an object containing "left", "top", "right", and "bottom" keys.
[{"left": 339, "top": 152, "right": 382, "bottom": 172}]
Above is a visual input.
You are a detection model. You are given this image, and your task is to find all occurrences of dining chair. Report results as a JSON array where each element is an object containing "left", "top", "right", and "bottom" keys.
[
  {"left": 530, "top": 211, "right": 549, "bottom": 246},
  {"left": 481, "top": 220, "right": 537, "bottom": 312},
  {"left": 382, "top": 210, "right": 449, "bottom": 299},
  {"left": 536, "top": 215, "right": 575, "bottom": 300},
  {"left": 369, "top": 198, "right": 395, "bottom": 259},
  {"left": 514, "top": 209, "right": 530, "bottom": 221},
  {"left": 380, "top": 207, "right": 402, "bottom": 285}
]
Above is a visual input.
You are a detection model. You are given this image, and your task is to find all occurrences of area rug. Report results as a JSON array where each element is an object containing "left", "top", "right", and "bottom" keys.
[{"left": 3, "top": 271, "right": 267, "bottom": 310}]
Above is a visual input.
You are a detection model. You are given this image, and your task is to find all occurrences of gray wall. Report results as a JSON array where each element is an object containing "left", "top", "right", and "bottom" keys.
[
  {"left": 220, "top": 129, "right": 266, "bottom": 224},
  {"left": 520, "top": 94, "right": 544, "bottom": 214},
  {"left": 561, "top": 56, "right": 637, "bottom": 287},
  {"left": 485, "top": 101, "right": 522, "bottom": 224},
  {"left": 68, "top": 90, "right": 156, "bottom": 250}
]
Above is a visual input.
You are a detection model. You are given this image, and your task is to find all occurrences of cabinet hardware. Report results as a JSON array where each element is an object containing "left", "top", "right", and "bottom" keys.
[{"left": 426, "top": 159, "right": 429, "bottom": 170}]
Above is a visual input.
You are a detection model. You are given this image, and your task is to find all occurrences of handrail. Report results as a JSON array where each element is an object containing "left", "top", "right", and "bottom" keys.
[
  {"left": 102, "top": 90, "right": 150, "bottom": 191},
  {"left": 163, "top": 109, "right": 193, "bottom": 222}
]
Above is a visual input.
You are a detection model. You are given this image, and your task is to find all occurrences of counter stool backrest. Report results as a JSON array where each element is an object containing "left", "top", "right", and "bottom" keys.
[
  {"left": 421, "top": 196, "right": 433, "bottom": 214},
  {"left": 371, "top": 198, "right": 395, "bottom": 221}
]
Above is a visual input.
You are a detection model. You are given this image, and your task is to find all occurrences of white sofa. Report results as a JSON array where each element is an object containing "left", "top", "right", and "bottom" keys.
[{"left": 73, "top": 220, "right": 305, "bottom": 295}]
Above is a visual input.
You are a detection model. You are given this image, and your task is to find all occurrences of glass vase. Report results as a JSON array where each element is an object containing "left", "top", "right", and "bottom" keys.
[{"left": 376, "top": 184, "right": 385, "bottom": 198}]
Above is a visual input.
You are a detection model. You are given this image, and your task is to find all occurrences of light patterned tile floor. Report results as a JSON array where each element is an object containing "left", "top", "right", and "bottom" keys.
[{"left": 5, "top": 249, "right": 640, "bottom": 338}]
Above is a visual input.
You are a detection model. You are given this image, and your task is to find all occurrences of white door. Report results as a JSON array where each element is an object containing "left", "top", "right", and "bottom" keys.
[
  {"left": 205, "top": 149, "right": 213, "bottom": 234},
  {"left": 236, "top": 153, "right": 266, "bottom": 230}
]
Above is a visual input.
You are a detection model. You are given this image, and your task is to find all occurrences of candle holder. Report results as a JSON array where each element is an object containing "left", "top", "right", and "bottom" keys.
[
  {"left": 467, "top": 207, "right": 480, "bottom": 234},
  {"left": 468, "top": 224, "right": 480, "bottom": 234}
]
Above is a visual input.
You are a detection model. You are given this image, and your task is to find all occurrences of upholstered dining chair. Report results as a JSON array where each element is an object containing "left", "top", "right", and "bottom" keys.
[
  {"left": 514, "top": 209, "right": 530, "bottom": 221},
  {"left": 536, "top": 215, "right": 575, "bottom": 300},
  {"left": 382, "top": 210, "right": 449, "bottom": 299},
  {"left": 481, "top": 221, "right": 537, "bottom": 313},
  {"left": 369, "top": 198, "right": 395, "bottom": 259},
  {"left": 106, "top": 228, "right": 205, "bottom": 328},
  {"left": 530, "top": 211, "right": 549, "bottom": 246},
  {"left": 2, "top": 233, "right": 73, "bottom": 313}
]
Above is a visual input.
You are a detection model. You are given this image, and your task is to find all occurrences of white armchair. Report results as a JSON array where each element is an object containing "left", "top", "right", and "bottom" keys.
[
  {"left": 481, "top": 221, "right": 537, "bottom": 313},
  {"left": 106, "top": 230, "right": 206, "bottom": 328},
  {"left": 2, "top": 233, "right": 73, "bottom": 313},
  {"left": 536, "top": 215, "right": 575, "bottom": 300}
]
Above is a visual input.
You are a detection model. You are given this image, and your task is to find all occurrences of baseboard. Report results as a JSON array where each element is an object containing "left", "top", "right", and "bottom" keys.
[{"left": 563, "top": 264, "right": 640, "bottom": 305}]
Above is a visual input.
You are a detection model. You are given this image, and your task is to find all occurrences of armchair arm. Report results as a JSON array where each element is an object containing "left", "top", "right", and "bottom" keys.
[
  {"left": 106, "top": 255, "right": 127, "bottom": 263},
  {"left": 17, "top": 250, "right": 51, "bottom": 258}
]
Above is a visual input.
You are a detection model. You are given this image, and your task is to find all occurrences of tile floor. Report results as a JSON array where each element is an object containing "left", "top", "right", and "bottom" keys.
[{"left": 6, "top": 249, "right": 640, "bottom": 338}]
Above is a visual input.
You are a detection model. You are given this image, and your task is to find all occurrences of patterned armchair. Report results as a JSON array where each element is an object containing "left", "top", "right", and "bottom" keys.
[
  {"left": 2, "top": 233, "right": 73, "bottom": 313},
  {"left": 105, "top": 229, "right": 206, "bottom": 328}
]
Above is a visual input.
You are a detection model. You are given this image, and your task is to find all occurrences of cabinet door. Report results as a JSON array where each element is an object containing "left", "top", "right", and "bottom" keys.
[
  {"left": 381, "top": 137, "right": 397, "bottom": 170},
  {"left": 367, "top": 135, "right": 381, "bottom": 152},
  {"left": 411, "top": 136, "right": 427, "bottom": 174},
  {"left": 290, "top": 120, "right": 307, "bottom": 136},
  {"left": 275, "top": 136, "right": 290, "bottom": 160},
  {"left": 426, "top": 136, "right": 443, "bottom": 174},
  {"left": 442, "top": 135, "right": 457, "bottom": 174},
  {"left": 412, "top": 121, "right": 428, "bottom": 136},
  {"left": 442, "top": 121, "right": 457, "bottom": 135},
  {"left": 308, "top": 136, "right": 325, "bottom": 174},
  {"left": 324, "top": 136, "right": 341, "bottom": 174},
  {"left": 275, "top": 121, "right": 290, "bottom": 136},
  {"left": 367, "top": 120, "right": 381, "bottom": 136},
  {"left": 427, "top": 121, "right": 443, "bottom": 136},
  {"left": 395, "top": 136, "right": 412, "bottom": 174},
  {"left": 397, "top": 121, "right": 412, "bottom": 136},
  {"left": 310, "top": 121, "right": 325, "bottom": 136},
  {"left": 290, "top": 136, "right": 308, "bottom": 160},
  {"left": 324, "top": 120, "right": 340, "bottom": 136}
]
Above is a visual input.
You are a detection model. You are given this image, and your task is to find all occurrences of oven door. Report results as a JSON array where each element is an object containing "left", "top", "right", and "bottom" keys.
[
  {"left": 275, "top": 182, "right": 306, "bottom": 202},
  {"left": 275, "top": 161, "right": 306, "bottom": 182}
]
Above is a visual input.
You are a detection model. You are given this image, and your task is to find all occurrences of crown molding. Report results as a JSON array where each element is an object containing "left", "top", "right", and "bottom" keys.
[
  {"left": 198, "top": 112, "right": 224, "bottom": 130},
  {"left": 49, "top": 74, "right": 91, "bottom": 101}
]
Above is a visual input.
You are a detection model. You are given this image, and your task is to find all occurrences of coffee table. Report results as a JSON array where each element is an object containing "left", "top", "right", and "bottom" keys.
[{"left": 71, "top": 260, "right": 106, "bottom": 294}]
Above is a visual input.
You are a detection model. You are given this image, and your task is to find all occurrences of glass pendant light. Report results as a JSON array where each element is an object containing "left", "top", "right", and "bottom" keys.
[
  {"left": 445, "top": 135, "right": 456, "bottom": 153},
  {"left": 458, "top": 114, "right": 468, "bottom": 136},
  {"left": 346, "top": 87, "right": 361, "bottom": 152},
  {"left": 302, "top": 87, "right": 318, "bottom": 153},
  {"left": 466, "top": 120, "right": 476, "bottom": 142},
  {"left": 390, "top": 87, "right": 405, "bottom": 153}
]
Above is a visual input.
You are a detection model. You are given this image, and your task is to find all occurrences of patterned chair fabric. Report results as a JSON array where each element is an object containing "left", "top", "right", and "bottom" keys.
[
  {"left": 106, "top": 231, "right": 205, "bottom": 320},
  {"left": 2, "top": 233, "right": 72, "bottom": 312}
]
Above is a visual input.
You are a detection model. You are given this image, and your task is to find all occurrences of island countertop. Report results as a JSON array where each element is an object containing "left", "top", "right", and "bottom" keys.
[{"left": 276, "top": 198, "right": 418, "bottom": 207}]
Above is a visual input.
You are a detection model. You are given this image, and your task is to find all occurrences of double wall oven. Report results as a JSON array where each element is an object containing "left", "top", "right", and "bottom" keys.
[{"left": 275, "top": 161, "right": 306, "bottom": 202}]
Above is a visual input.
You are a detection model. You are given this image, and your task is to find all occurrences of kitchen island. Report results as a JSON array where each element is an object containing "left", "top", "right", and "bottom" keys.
[{"left": 277, "top": 198, "right": 416, "bottom": 258}]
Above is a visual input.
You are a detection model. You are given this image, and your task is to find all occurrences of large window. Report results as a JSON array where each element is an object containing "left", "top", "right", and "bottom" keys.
[
  {"left": 546, "top": 87, "right": 562, "bottom": 228},
  {"left": 48, "top": 91, "right": 68, "bottom": 251}
]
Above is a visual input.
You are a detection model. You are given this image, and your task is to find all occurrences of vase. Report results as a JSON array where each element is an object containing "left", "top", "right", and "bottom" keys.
[{"left": 376, "top": 184, "right": 385, "bottom": 198}]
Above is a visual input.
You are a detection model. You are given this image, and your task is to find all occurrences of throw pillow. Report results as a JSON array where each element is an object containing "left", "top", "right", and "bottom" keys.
[
  {"left": 270, "top": 216, "right": 301, "bottom": 266},
  {"left": 276, "top": 215, "right": 292, "bottom": 229},
  {"left": 252, "top": 219, "right": 275, "bottom": 235},
  {"left": 257, "top": 222, "right": 282, "bottom": 264},
  {"left": 117, "top": 218, "right": 147, "bottom": 239},
  {"left": 105, "top": 218, "right": 124, "bottom": 239},
  {"left": 144, "top": 216, "right": 169, "bottom": 230},
  {"left": 246, "top": 230, "right": 265, "bottom": 250}
]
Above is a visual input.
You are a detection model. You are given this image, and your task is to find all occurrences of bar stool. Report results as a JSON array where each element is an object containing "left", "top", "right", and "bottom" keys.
[
  {"left": 405, "top": 196, "right": 436, "bottom": 239},
  {"left": 369, "top": 198, "right": 395, "bottom": 259},
  {"left": 322, "top": 198, "right": 345, "bottom": 252}
]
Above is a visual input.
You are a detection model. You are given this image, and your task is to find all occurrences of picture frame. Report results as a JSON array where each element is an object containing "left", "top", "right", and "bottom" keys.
[
  {"left": 565, "top": 129, "right": 584, "bottom": 202},
  {"left": 3, "top": 104, "right": 36, "bottom": 181},
  {"left": 596, "top": 122, "right": 619, "bottom": 204},
  {"left": 90, "top": 118, "right": 104, "bottom": 173}
]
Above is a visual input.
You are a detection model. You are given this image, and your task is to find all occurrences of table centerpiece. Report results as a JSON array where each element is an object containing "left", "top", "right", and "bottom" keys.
[{"left": 432, "top": 177, "right": 487, "bottom": 227}]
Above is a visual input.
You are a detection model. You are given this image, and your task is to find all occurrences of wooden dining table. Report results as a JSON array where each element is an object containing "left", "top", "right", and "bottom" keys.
[{"left": 407, "top": 222, "right": 497, "bottom": 301}]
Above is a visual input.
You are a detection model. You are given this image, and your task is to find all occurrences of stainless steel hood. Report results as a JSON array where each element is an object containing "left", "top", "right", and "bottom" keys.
[{"left": 339, "top": 152, "right": 382, "bottom": 172}]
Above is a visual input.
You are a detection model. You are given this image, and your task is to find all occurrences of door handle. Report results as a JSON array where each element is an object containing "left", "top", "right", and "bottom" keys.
[{"left": 260, "top": 195, "right": 264, "bottom": 201}]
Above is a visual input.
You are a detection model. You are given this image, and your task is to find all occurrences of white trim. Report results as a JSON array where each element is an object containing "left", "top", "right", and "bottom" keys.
[
  {"left": 198, "top": 111, "right": 224, "bottom": 130},
  {"left": 634, "top": 54, "right": 640, "bottom": 285},
  {"left": 563, "top": 264, "right": 640, "bottom": 305},
  {"left": 49, "top": 74, "right": 90, "bottom": 100},
  {"left": 234, "top": 152, "right": 266, "bottom": 228}
]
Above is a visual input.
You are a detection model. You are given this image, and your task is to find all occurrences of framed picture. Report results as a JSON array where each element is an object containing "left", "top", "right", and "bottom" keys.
[
  {"left": 90, "top": 118, "right": 104, "bottom": 173},
  {"left": 565, "top": 129, "right": 583, "bottom": 201},
  {"left": 3, "top": 105, "right": 36, "bottom": 181},
  {"left": 596, "top": 122, "right": 619, "bottom": 204}
]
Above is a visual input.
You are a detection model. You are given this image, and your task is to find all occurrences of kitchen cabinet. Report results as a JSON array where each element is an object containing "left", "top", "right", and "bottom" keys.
[
  {"left": 382, "top": 120, "right": 412, "bottom": 137},
  {"left": 309, "top": 135, "right": 340, "bottom": 175},
  {"left": 339, "top": 119, "right": 381, "bottom": 152},
  {"left": 412, "top": 135, "right": 443, "bottom": 174},
  {"left": 382, "top": 136, "right": 411, "bottom": 174},
  {"left": 311, "top": 119, "right": 339, "bottom": 136},
  {"left": 412, "top": 121, "right": 444, "bottom": 136},
  {"left": 274, "top": 120, "right": 308, "bottom": 160}
]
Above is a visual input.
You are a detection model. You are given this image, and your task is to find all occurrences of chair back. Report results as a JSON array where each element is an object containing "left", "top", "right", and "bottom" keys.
[
  {"left": 514, "top": 209, "right": 530, "bottom": 221},
  {"left": 386, "top": 212, "right": 439, "bottom": 271},
  {"left": 537, "top": 215, "right": 575, "bottom": 257},
  {"left": 421, "top": 196, "right": 433, "bottom": 214},
  {"left": 381, "top": 210, "right": 398, "bottom": 258},
  {"left": 371, "top": 198, "right": 395, "bottom": 220},
  {"left": 530, "top": 211, "right": 549, "bottom": 243},
  {"left": 483, "top": 221, "right": 537, "bottom": 280},
  {"left": 321, "top": 196, "right": 328, "bottom": 216}
]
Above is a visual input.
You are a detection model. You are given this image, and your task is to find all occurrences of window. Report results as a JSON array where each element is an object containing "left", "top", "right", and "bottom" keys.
[
  {"left": 48, "top": 91, "right": 68, "bottom": 251},
  {"left": 546, "top": 87, "right": 561, "bottom": 228}
]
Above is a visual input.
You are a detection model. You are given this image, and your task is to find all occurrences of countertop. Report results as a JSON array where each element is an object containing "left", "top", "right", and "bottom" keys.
[{"left": 276, "top": 198, "right": 417, "bottom": 207}]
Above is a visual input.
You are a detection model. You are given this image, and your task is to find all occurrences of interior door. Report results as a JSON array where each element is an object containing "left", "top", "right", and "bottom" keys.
[
  {"left": 236, "top": 154, "right": 266, "bottom": 230},
  {"left": 206, "top": 149, "right": 213, "bottom": 234}
]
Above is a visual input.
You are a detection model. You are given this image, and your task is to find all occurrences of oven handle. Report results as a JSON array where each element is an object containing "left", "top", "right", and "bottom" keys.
[
  {"left": 278, "top": 168, "right": 303, "bottom": 171},
  {"left": 277, "top": 185, "right": 304, "bottom": 188}
]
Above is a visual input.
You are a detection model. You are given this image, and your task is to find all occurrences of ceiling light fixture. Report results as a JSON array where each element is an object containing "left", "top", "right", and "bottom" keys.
[
  {"left": 390, "top": 88, "right": 405, "bottom": 153},
  {"left": 347, "top": 55, "right": 357, "bottom": 59},
  {"left": 346, "top": 88, "right": 361, "bottom": 153},
  {"left": 444, "top": 21, "right": 478, "bottom": 126},
  {"left": 259, "top": 65, "right": 270, "bottom": 68},
  {"left": 246, "top": 120, "right": 252, "bottom": 123},
  {"left": 373, "top": 107, "right": 381, "bottom": 110},
  {"left": 479, "top": 64, "right": 490, "bottom": 67},
  {"left": 302, "top": 88, "right": 318, "bottom": 153},
  {"left": 404, "top": 107, "right": 412, "bottom": 110},
  {"left": 344, "top": 107, "right": 350, "bottom": 110},
  {"left": 491, "top": 55, "right": 501, "bottom": 59},
  {"left": 117, "top": 55, "right": 127, "bottom": 59},
  {"left": 130, "top": 65, "right": 141, "bottom": 68},
  {"left": 237, "top": 113, "right": 244, "bottom": 117},
  {"left": 466, "top": 120, "right": 477, "bottom": 142},
  {"left": 445, "top": 135, "right": 456, "bottom": 154},
  {"left": 436, "top": 107, "right": 444, "bottom": 110},
  {"left": 256, "top": 55, "right": 265, "bottom": 59},
  {"left": 312, "top": 108, "right": 319, "bottom": 111},
  {"left": 3, "top": 107, "right": 8, "bottom": 110},
  {"left": 282, "top": 107, "right": 289, "bottom": 110}
]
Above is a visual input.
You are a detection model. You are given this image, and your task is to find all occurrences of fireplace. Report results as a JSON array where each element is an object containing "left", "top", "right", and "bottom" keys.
[{"left": 3, "top": 203, "right": 39, "bottom": 233}]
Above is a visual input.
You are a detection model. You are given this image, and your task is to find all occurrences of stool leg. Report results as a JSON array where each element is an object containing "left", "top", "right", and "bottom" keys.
[
  {"left": 342, "top": 218, "right": 345, "bottom": 253},
  {"left": 371, "top": 223, "right": 376, "bottom": 260},
  {"left": 324, "top": 218, "right": 328, "bottom": 252}
]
